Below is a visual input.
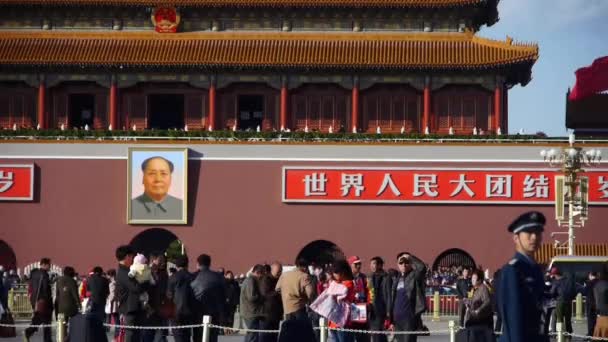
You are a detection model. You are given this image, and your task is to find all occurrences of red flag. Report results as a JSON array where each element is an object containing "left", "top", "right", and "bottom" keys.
[{"left": 569, "top": 56, "right": 608, "bottom": 101}]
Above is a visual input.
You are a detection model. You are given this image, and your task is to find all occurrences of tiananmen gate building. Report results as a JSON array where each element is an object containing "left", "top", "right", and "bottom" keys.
[{"left": 1, "top": 0, "right": 607, "bottom": 275}]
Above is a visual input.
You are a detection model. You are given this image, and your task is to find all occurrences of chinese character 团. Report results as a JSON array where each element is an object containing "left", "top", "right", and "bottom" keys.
[
  {"left": 376, "top": 173, "right": 401, "bottom": 197},
  {"left": 599, "top": 176, "right": 608, "bottom": 198},
  {"left": 413, "top": 174, "right": 439, "bottom": 197},
  {"left": 450, "top": 174, "right": 475, "bottom": 197},
  {"left": 303, "top": 173, "right": 327, "bottom": 196},
  {"left": 341, "top": 173, "right": 365, "bottom": 197},
  {"left": 486, "top": 175, "right": 512, "bottom": 198},
  {"left": 523, "top": 175, "right": 550, "bottom": 198},
  {"left": 0, "top": 171, "right": 14, "bottom": 193}
]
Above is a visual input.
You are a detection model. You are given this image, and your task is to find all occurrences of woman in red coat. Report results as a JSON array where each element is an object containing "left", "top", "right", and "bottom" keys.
[{"left": 329, "top": 260, "right": 357, "bottom": 342}]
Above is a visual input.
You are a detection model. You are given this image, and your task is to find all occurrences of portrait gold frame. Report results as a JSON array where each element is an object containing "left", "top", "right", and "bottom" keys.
[{"left": 127, "top": 147, "right": 188, "bottom": 225}]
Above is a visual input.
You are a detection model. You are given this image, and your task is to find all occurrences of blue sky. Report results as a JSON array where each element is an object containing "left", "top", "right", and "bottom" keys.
[{"left": 482, "top": 0, "right": 608, "bottom": 137}]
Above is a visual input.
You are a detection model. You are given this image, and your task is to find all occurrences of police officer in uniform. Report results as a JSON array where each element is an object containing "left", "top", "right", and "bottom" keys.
[{"left": 498, "top": 211, "right": 549, "bottom": 342}]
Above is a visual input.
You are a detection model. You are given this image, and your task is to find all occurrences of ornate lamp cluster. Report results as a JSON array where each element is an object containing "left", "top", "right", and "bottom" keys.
[{"left": 540, "top": 134, "right": 601, "bottom": 170}]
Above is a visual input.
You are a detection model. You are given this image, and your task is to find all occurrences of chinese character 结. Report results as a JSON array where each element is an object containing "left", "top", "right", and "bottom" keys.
[
  {"left": 303, "top": 172, "right": 328, "bottom": 196},
  {"left": 523, "top": 175, "right": 549, "bottom": 198},
  {"left": 0, "top": 171, "right": 14, "bottom": 193},
  {"left": 341, "top": 173, "right": 365, "bottom": 197}
]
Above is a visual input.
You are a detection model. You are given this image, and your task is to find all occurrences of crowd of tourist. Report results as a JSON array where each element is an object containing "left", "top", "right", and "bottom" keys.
[{"left": 1, "top": 223, "right": 608, "bottom": 342}]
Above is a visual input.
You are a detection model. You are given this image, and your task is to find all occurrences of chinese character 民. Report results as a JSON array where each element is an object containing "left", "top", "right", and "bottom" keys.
[
  {"left": 303, "top": 172, "right": 328, "bottom": 196},
  {"left": 599, "top": 176, "right": 608, "bottom": 198},
  {"left": 450, "top": 174, "right": 475, "bottom": 197},
  {"left": 0, "top": 171, "right": 14, "bottom": 193},
  {"left": 486, "top": 175, "right": 512, "bottom": 198},
  {"left": 413, "top": 174, "right": 439, "bottom": 197},
  {"left": 376, "top": 173, "right": 401, "bottom": 197},
  {"left": 341, "top": 173, "right": 365, "bottom": 197},
  {"left": 523, "top": 175, "right": 549, "bottom": 198}
]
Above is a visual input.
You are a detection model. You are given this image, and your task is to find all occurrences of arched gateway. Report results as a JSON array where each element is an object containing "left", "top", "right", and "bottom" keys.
[
  {"left": 130, "top": 228, "right": 181, "bottom": 257},
  {"left": 296, "top": 240, "right": 345, "bottom": 268},
  {"left": 432, "top": 248, "right": 477, "bottom": 271},
  {"left": 0, "top": 240, "right": 17, "bottom": 270}
]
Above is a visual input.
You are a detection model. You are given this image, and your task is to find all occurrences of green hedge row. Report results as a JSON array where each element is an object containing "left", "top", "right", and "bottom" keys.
[{"left": 0, "top": 129, "right": 555, "bottom": 141}]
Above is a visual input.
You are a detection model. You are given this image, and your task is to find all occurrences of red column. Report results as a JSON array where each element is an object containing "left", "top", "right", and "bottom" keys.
[
  {"left": 351, "top": 81, "right": 359, "bottom": 133},
  {"left": 109, "top": 78, "right": 118, "bottom": 130},
  {"left": 280, "top": 84, "right": 288, "bottom": 131},
  {"left": 208, "top": 82, "right": 216, "bottom": 131},
  {"left": 37, "top": 78, "right": 46, "bottom": 129},
  {"left": 494, "top": 84, "right": 502, "bottom": 132},
  {"left": 423, "top": 83, "right": 431, "bottom": 133}
]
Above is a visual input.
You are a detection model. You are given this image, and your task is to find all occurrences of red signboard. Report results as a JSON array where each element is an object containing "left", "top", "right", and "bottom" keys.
[
  {"left": 282, "top": 167, "right": 608, "bottom": 204},
  {"left": 0, "top": 164, "right": 34, "bottom": 201}
]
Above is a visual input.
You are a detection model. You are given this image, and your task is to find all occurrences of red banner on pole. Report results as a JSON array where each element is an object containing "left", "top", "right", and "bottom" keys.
[
  {"left": 282, "top": 167, "right": 608, "bottom": 204},
  {"left": 0, "top": 164, "right": 34, "bottom": 201}
]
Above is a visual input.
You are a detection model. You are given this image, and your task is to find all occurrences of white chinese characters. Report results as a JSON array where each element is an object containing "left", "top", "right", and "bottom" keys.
[
  {"left": 303, "top": 172, "right": 328, "bottom": 196},
  {"left": 0, "top": 171, "right": 14, "bottom": 193}
]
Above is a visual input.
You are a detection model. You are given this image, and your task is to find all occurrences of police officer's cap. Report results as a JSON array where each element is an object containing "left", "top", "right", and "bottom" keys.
[{"left": 508, "top": 211, "right": 546, "bottom": 234}]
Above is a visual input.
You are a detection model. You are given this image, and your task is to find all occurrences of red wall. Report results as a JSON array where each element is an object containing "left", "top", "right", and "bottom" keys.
[{"left": 1, "top": 158, "right": 608, "bottom": 275}]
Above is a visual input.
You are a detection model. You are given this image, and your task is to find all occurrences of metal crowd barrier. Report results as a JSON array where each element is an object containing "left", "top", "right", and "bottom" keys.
[{"left": 7, "top": 286, "right": 34, "bottom": 318}]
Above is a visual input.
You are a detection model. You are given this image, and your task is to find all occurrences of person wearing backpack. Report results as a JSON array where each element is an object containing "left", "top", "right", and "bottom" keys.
[{"left": 167, "top": 255, "right": 194, "bottom": 342}]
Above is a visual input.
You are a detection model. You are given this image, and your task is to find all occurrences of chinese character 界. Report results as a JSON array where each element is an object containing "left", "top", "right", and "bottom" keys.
[
  {"left": 303, "top": 172, "right": 328, "bottom": 196},
  {"left": 486, "top": 175, "right": 512, "bottom": 198},
  {"left": 377, "top": 173, "right": 401, "bottom": 197},
  {"left": 523, "top": 175, "right": 550, "bottom": 198},
  {"left": 599, "top": 176, "right": 608, "bottom": 198},
  {"left": 450, "top": 174, "right": 475, "bottom": 197},
  {"left": 0, "top": 171, "right": 14, "bottom": 193},
  {"left": 413, "top": 174, "right": 439, "bottom": 197},
  {"left": 341, "top": 173, "right": 365, "bottom": 197}
]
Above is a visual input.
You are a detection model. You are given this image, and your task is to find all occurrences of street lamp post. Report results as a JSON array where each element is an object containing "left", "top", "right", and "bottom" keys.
[{"left": 540, "top": 133, "right": 601, "bottom": 256}]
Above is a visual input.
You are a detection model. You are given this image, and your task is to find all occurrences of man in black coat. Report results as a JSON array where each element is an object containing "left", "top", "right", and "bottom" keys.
[
  {"left": 369, "top": 256, "right": 391, "bottom": 342},
  {"left": 387, "top": 252, "right": 427, "bottom": 342},
  {"left": 87, "top": 266, "right": 110, "bottom": 322},
  {"left": 586, "top": 271, "right": 599, "bottom": 337},
  {"left": 259, "top": 262, "right": 283, "bottom": 342},
  {"left": 224, "top": 271, "right": 241, "bottom": 330},
  {"left": 24, "top": 258, "right": 53, "bottom": 342},
  {"left": 456, "top": 268, "right": 472, "bottom": 327},
  {"left": 115, "top": 245, "right": 150, "bottom": 342},
  {"left": 190, "top": 254, "right": 226, "bottom": 342},
  {"left": 143, "top": 253, "right": 170, "bottom": 342},
  {"left": 167, "top": 255, "right": 194, "bottom": 342}
]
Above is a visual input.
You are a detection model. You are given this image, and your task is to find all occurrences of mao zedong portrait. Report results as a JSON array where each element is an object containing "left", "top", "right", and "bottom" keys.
[{"left": 131, "top": 156, "right": 183, "bottom": 221}]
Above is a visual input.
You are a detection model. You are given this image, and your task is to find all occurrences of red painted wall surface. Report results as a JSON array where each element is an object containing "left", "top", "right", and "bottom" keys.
[{"left": 1, "top": 158, "right": 608, "bottom": 275}]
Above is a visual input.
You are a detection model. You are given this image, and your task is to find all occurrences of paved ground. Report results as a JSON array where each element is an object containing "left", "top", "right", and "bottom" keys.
[{"left": 7, "top": 317, "right": 594, "bottom": 341}]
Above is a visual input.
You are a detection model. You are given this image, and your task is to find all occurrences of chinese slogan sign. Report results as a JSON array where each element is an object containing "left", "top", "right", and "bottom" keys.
[
  {"left": 282, "top": 167, "right": 608, "bottom": 204},
  {"left": 0, "top": 164, "right": 34, "bottom": 201}
]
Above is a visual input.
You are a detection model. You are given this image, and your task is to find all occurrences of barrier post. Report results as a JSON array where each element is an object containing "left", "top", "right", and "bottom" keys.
[
  {"left": 7, "top": 288, "right": 14, "bottom": 312},
  {"left": 202, "top": 315, "right": 211, "bottom": 342},
  {"left": 319, "top": 317, "right": 328, "bottom": 342},
  {"left": 57, "top": 314, "right": 66, "bottom": 342},
  {"left": 449, "top": 320, "right": 456, "bottom": 342},
  {"left": 575, "top": 293, "right": 583, "bottom": 321},
  {"left": 433, "top": 291, "right": 440, "bottom": 321},
  {"left": 556, "top": 322, "right": 563, "bottom": 342}
]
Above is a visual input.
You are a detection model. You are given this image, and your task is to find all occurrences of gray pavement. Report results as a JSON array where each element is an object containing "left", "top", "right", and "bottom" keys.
[{"left": 6, "top": 317, "right": 594, "bottom": 342}]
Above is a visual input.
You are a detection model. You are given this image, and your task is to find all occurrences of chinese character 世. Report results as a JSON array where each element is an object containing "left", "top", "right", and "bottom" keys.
[
  {"left": 413, "top": 174, "right": 439, "bottom": 197},
  {"left": 599, "top": 176, "right": 608, "bottom": 198},
  {"left": 0, "top": 171, "right": 14, "bottom": 193},
  {"left": 303, "top": 173, "right": 328, "bottom": 196},
  {"left": 341, "top": 173, "right": 365, "bottom": 197},
  {"left": 523, "top": 175, "right": 550, "bottom": 198},
  {"left": 450, "top": 174, "right": 475, "bottom": 197}
]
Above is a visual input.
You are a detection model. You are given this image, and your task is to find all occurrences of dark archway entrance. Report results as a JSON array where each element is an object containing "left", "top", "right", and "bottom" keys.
[
  {"left": 148, "top": 94, "right": 185, "bottom": 129},
  {"left": 130, "top": 228, "right": 182, "bottom": 258},
  {"left": 0, "top": 240, "right": 17, "bottom": 270},
  {"left": 296, "top": 240, "right": 345, "bottom": 268},
  {"left": 432, "top": 248, "right": 477, "bottom": 271},
  {"left": 69, "top": 93, "right": 95, "bottom": 128},
  {"left": 238, "top": 95, "right": 264, "bottom": 130}
]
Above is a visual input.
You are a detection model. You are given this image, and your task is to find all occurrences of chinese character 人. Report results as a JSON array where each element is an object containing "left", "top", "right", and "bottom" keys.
[{"left": 377, "top": 173, "right": 401, "bottom": 197}]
